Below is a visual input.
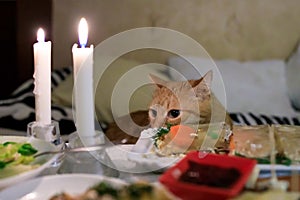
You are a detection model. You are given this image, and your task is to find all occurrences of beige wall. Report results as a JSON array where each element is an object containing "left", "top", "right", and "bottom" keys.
[{"left": 52, "top": 0, "right": 300, "bottom": 69}]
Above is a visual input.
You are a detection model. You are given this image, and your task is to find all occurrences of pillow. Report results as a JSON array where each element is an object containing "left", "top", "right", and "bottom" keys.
[
  {"left": 52, "top": 58, "right": 170, "bottom": 123},
  {"left": 167, "top": 56, "right": 298, "bottom": 116},
  {"left": 285, "top": 42, "right": 300, "bottom": 111}
]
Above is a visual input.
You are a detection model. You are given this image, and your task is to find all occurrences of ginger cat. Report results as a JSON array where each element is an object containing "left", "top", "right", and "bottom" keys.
[
  {"left": 148, "top": 70, "right": 231, "bottom": 128},
  {"left": 105, "top": 70, "right": 232, "bottom": 144}
]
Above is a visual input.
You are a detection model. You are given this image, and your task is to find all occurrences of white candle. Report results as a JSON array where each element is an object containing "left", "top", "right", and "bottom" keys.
[
  {"left": 72, "top": 18, "right": 95, "bottom": 138},
  {"left": 33, "top": 28, "right": 51, "bottom": 125}
]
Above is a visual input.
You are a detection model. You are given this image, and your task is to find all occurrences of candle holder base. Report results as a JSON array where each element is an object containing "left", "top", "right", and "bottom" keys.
[
  {"left": 27, "top": 120, "right": 62, "bottom": 145},
  {"left": 27, "top": 120, "right": 65, "bottom": 174}
]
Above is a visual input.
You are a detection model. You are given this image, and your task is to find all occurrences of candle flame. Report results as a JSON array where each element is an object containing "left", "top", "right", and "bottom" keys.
[
  {"left": 78, "top": 18, "right": 88, "bottom": 48},
  {"left": 37, "top": 28, "right": 45, "bottom": 42}
]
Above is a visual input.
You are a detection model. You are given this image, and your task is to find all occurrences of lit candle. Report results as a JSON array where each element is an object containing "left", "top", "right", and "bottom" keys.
[
  {"left": 33, "top": 28, "right": 51, "bottom": 125},
  {"left": 72, "top": 18, "right": 95, "bottom": 138}
]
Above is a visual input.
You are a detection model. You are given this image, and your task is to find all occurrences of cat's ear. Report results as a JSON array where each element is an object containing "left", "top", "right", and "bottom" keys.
[
  {"left": 190, "top": 70, "right": 212, "bottom": 97},
  {"left": 190, "top": 70, "right": 213, "bottom": 89},
  {"left": 149, "top": 74, "right": 167, "bottom": 88},
  {"left": 201, "top": 70, "right": 213, "bottom": 88}
]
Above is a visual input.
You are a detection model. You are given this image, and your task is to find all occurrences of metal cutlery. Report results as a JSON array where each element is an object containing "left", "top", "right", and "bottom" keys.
[{"left": 33, "top": 145, "right": 104, "bottom": 158}]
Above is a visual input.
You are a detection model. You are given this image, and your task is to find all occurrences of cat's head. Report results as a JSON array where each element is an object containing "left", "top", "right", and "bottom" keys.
[{"left": 148, "top": 70, "right": 212, "bottom": 128}]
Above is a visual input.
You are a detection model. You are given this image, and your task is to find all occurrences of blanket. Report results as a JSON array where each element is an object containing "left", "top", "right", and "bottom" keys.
[{"left": 0, "top": 68, "right": 76, "bottom": 136}]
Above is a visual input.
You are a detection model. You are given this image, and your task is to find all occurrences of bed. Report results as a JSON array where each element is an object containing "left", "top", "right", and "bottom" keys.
[{"left": 0, "top": 0, "right": 300, "bottom": 143}]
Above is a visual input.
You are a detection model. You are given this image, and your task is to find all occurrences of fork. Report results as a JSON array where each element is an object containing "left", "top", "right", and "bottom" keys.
[
  {"left": 33, "top": 145, "right": 105, "bottom": 158},
  {"left": 268, "top": 125, "right": 289, "bottom": 190}
]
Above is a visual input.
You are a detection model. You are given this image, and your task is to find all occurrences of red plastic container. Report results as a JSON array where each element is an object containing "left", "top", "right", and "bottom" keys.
[{"left": 159, "top": 151, "right": 256, "bottom": 200}]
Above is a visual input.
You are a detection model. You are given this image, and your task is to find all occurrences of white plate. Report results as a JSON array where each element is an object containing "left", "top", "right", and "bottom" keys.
[
  {"left": 0, "top": 174, "right": 126, "bottom": 200},
  {"left": 257, "top": 164, "right": 300, "bottom": 178},
  {"left": 258, "top": 164, "right": 300, "bottom": 171},
  {"left": 0, "top": 136, "right": 59, "bottom": 189},
  {"left": 105, "top": 145, "right": 182, "bottom": 173}
]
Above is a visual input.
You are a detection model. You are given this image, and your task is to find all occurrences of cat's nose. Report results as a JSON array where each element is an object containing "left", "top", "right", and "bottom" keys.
[{"left": 151, "top": 119, "right": 166, "bottom": 128}]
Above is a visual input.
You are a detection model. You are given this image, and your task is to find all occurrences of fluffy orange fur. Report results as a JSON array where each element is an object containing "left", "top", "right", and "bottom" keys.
[
  {"left": 105, "top": 70, "right": 232, "bottom": 144},
  {"left": 149, "top": 71, "right": 232, "bottom": 128}
]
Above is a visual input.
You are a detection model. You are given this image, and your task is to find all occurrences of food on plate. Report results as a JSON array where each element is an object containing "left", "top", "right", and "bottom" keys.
[
  {"left": 273, "top": 124, "right": 300, "bottom": 162},
  {"left": 232, "top": 124, "right": 295, "bottom": 165},
  {"left": 179, "top": 160, "right": 241, "bottom": 188},
  {"left": 0, "top": 141, "right": 39, "bottom": 179},
  {"left": 159, "top": 151, "right": 257, "bottom": 200},
  {"left": 232, "top": 125, "right": 272, "bottom": 159},
  {"left": 49, "top": 181, "right": 176, "bottom": 200},
  {"left": 150, "top": 123, "right": 299, "bottom": 165},
  {"left": 232, "top": 190, "right": 300, "bottom": 200},
  {"left": 153, "top": 123, "right": 232, "bottom": 156}
]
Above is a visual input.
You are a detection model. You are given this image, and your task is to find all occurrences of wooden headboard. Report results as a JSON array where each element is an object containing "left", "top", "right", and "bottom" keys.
[
  {"left": 51, "top": 0, "right": 300, "bottom": 69},
  {"left": 3, "top": 0, "right": 300, "bottom": 97}
]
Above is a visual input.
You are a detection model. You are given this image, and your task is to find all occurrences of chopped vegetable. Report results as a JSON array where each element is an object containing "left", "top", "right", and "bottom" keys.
[
  {"left": 168, "top": 125, "right": 196, "bottom": 148},
  {"left": 18, "top": 143, "right": 38, "bottom": 155},
  {"left": 126, "top": 182, "right": 153, "bottom": 199},
  {"left": 235, "top": 152, "right": 292, "bottom": 166},
  {"left": 91, "top": 182, "right": 119, "bottom": 198},
  {"left": 49, "top": 181, "right": 174, "bottom": 200},
  {"left": 0, "top": 142, "right": 37, "bottom": 169},
  {"left": 152, "top": 123, "right": 173, "bottom": 148}
]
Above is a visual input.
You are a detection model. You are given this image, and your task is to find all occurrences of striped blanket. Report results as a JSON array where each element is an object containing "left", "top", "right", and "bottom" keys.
[
  {"left": 0, "top": 68, "right": 76, "bottom": 136},
  {"left": 0, "top": 68, "right": 299, "bottom": 137}
]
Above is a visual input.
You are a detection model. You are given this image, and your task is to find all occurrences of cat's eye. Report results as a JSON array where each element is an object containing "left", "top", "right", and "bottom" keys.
[
  {"left": 168, "top": 109, "right": 181, "bottom": 118},
  {"left": 149, "top": 109, "right": 157, "bottom": 118}
]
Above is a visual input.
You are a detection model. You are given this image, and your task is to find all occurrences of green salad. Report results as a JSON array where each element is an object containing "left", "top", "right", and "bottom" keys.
[{"left": 0, "top": 141, "right": 38, "bottom": 178}]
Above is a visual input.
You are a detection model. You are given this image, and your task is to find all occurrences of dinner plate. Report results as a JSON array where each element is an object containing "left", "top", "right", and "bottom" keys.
[
  {"left": 105, "top": 144, "right": 182, "bottom": 173},
  {"left": 257, "top": 164, "right": 300, "bottom": 178},
  {"left": 105, "top": 145, "right": 300, "bottom": 175},
  {"left": 0, "top": 173, "right": 126, "bottom": 200},
  {"left": 258, "top": 164, "right": 300, "bottom": 171},
  {"left": 0, "top": 136, "right": 60, "bottom": 189}
]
